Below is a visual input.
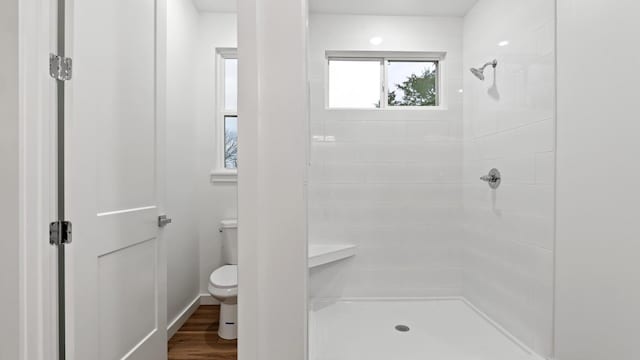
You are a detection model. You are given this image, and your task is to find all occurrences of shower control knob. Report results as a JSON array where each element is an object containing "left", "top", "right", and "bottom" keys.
[{"left": 480, "top": 168, "right": 501, "bottom": 189}]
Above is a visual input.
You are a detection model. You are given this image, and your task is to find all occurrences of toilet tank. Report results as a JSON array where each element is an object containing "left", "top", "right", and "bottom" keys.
[{"left": 220, "top": 219, "right": 238, "bottom": 265}]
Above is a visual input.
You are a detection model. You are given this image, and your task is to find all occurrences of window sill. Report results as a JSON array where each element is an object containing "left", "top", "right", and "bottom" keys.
[
  {"left": 325, "top": 105, "right": 448, "bottom": 111},
  {"left": 210, "top": 169, "right": 237, "bottom": 184}
]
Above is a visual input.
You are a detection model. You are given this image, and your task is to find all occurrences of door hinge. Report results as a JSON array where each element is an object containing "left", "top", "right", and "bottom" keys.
[
  {"left": 49, "top": 53, "right": 72, "bottom": 81},
  {"left": 50, "top": 221, "right": 72, "bottom": 245}
]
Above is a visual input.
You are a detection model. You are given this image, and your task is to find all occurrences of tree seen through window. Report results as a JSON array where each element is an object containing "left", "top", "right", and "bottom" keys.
[{"left": 387, "top": 61, "right": 438, "bottom": 107}]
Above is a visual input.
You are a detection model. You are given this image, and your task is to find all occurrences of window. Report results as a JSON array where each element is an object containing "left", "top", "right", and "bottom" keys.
[
  {"left": 328, "top": 60, "right": 381, "bottom": 108},
  {"left": 327, "top": 52, "right": 442, "bottom": 109},
  {"left": 212, "top": 48, "right": 238, "bottom": 182}
]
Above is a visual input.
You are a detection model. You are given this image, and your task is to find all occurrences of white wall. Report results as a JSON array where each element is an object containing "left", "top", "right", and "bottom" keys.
[
  {"left": 135, "top": 4, "right": 240, "bottom": 329},
  {"left": 0, "top": 0, "right": 19, "bottom": 357},
  {"left": 166, "top": 0, "right": 201, "bottom": 324},
  {"left": 555, "top": 1, "right": 640, "bottom": 359},
  {"left": 308, "top": 14, "right": 465, "bottom": 300},
  {"left": 166, "top": 5, "right": 238, "bottom": 319},
  {"left": 166, "top": 3, "right": 238, "bottom": 323},
  {"left": 462, "top": 0, "right": 555, "bottom": 356},
  {"left": 194, "top": 13, "right": 238, "bottom": 295}
]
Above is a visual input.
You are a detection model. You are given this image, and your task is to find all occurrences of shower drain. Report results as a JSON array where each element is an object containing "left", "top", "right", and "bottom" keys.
[{"left": 395, "top": 325, "right": 410, "bottom": 332}]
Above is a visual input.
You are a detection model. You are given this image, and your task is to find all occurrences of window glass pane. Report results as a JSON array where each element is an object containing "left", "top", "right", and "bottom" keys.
[
  {"left": 224, "top": 116, "right": 238, "bottom": 169},
  {"left": 224, "top": 58, "right": 238, "bottom": 111},
  {"left": 387, "top": 61, "right": 438, "bottom": 106},
  {"left": 329, "top": 60, "right": 381, "bottom": 108}
]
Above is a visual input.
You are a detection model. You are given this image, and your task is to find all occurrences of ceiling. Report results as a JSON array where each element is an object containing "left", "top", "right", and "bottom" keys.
[{"left": 193, "top": 0, "right": 479, "bottom": 16}]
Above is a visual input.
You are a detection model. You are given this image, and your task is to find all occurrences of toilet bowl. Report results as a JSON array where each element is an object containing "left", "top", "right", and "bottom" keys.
[
  {"left": 208, "top": 265, "right": 238, "bottom": 340},
  {"left": 208, "top": 219, "right": 238, "bottom": 340}
]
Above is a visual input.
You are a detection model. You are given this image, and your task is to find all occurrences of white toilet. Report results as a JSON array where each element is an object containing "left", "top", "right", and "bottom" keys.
[{"left": 208, "top": 219, "right": 238, "bottom": 340}]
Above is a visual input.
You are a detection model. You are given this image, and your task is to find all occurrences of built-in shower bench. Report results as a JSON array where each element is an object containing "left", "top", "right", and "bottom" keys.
[{"left": 308, "top": 244, "right": 356, "bottom": 268}]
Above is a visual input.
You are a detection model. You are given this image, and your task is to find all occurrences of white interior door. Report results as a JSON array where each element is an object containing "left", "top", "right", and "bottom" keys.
[{"left": 66, "top": 0, "right": 167, "bottom": 358}]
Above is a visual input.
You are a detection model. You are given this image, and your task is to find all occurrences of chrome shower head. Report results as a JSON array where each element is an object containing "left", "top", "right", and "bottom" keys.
[
  {"left": 470, "top": 59, "right": 498, "bottom": 81},
  {"left": 470, "top": 67, "right": 485, "bottom": 80}
]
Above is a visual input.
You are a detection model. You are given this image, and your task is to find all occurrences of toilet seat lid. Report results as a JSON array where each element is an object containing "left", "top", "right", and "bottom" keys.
[{"left": 209, "top": 265, "right": 237, "bottom": 289}]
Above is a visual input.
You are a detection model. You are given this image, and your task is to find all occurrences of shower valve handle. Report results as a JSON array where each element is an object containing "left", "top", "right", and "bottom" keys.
[{"left": 480, "top": 168, "right": 501, "bottom": 189}]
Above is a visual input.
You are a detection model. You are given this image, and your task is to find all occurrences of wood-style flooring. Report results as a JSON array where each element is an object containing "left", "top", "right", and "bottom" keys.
[{"left": 168, "top": 305, "right": 237, "bottom": 360}]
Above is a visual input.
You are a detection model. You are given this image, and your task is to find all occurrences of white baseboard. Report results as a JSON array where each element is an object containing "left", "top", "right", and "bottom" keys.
[
  {"left": 199, "top": 293, "right": 221, "bottom": 305},
  {"left": 167, "top": 295, "right": 201, "bottom": 339}
]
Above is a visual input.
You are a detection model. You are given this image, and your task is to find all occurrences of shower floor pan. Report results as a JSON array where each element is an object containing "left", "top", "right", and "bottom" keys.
[{"left": 309, "top": 298, "right": 545, "bottom": 360}]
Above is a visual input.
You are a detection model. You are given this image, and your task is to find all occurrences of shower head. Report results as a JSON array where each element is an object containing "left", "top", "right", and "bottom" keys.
[
  {"left": 470, "top": 59, "right": 498, "bottom": 80},
  {"left": 470, "top": 67, "right": 485, "bottom": 80}
]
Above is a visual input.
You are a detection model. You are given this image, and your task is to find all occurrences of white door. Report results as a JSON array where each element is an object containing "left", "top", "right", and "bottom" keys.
[{"left": 65, "top": 0, "right": 167, "bottom": 358}]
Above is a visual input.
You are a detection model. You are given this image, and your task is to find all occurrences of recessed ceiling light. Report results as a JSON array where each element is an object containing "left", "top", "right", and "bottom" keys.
[
  {"left": 498, "top": 40, "right": 510, "bottom": 47},
  {"left": 369, "top": 36, "right": 383, "bottom": 46}
]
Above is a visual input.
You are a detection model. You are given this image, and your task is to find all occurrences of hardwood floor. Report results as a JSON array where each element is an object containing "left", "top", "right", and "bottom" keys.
[{"left": 168, "top": 305, "right": 237, "bottom": 360}]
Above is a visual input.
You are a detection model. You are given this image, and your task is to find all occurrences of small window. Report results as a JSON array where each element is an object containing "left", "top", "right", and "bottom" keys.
[
  {"left": 215, "top": 49, "right": 238, "bottom": 177},
  {"left": 327, "top": 53, "right": 441, "bottom": 109}
]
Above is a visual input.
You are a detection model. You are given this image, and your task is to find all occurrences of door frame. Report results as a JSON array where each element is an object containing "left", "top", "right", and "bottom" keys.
[{"left": 18, "top": 0, "right": 59, "bottom": 357}]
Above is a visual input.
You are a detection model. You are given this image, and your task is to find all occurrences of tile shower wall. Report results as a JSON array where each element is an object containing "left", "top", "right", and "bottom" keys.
[
  {"left": 462, "top": 0, "right": 555, "bottom": 356},
  {"left": 308, "top": 14, "right": 465, "bottom": 299}
]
